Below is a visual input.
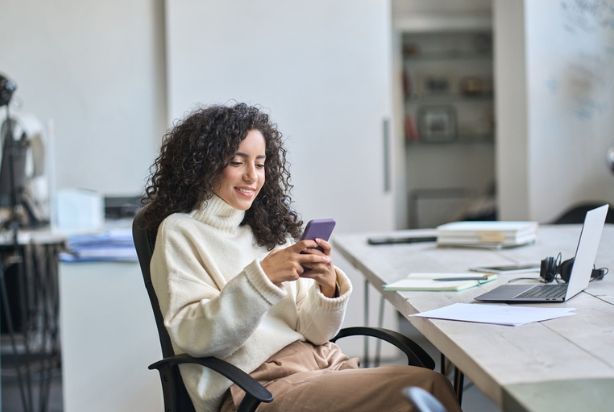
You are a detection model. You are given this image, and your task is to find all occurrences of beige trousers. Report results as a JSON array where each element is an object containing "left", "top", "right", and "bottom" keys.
[{"left": 220, "top": 340, "right": 461, "bottom": 412}]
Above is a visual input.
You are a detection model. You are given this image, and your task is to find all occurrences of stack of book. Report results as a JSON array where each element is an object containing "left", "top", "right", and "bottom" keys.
[{"left": 436, "top": 221, "right": 538, "bottom": 249}]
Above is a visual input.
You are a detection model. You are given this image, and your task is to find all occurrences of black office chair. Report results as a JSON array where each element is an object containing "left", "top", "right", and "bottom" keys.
[
  {"left": 132, "top": 207, "right": 435, "bottom": 412},
  {"left": 403, "top": 387, "right": 448, "bottom": 412},
  {"left": 551, "top": 202, "right": 614, "bottom": 224}
]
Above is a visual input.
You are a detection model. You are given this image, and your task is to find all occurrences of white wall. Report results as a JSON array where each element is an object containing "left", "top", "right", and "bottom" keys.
[
  {"left": 493, "top": 0, "right": 530, "bottom": 220},
  {"left": 525, "top": 0, "right": 614, "bottom": 221},
  {"left": 495, "top": 0, "right": 614, "bottom": 222},
  {"left": 0, "top": 0, "right": 166, "bottom": 196},
  {"left": 165, "top": 0, "right": 396, "bottom": 234}
]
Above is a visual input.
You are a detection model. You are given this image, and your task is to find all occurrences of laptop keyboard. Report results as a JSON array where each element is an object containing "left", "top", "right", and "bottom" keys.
[{"left": 516, "top": 284, "right": 568, "bottom": 299}]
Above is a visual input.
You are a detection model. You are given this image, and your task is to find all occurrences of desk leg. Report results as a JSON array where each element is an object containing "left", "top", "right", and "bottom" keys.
[
  {"left": 373, "top": 295, "right": 385, "bottom": 367},
  {"left": 47, "top": 245, "right": 61, "bottom": 410},
  {"left": 441, "top": 353, "right": 447, "bottom": 375},
  {"left": 454, "top": 366, "right": 465, "bottom": 405},
  {"left": 19, "top": 247, "right": 35, "bottom": 410},
  {"left": 0, "top": 255, "right": 32, "bottom": 412},
  {"left": 30, "top": 244, "right": 61, "bottom": 412},
  {"left": 442, "top": 352, "right": 465, "bottom": 406},
  {"left": 363, "top": 279, "right": 369, "bottom": 368},
  {"left": 363, "top": 282, "right": 386, "bottom": 367}
]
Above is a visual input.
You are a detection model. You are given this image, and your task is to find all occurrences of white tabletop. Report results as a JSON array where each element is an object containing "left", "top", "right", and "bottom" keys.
[
  {"left": 333, "top": 225, "right": 614, "bottom": 409},
  {"left": 0, "top": 219, "right": 134, "bottom": 246},
  {"left": 0, "top": 228, "right": 66, "bottom": 246}
]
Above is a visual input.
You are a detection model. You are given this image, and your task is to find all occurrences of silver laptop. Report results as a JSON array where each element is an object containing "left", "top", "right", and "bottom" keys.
[{"left": 475, "top": 204, "right": 608, "bottom": 303}]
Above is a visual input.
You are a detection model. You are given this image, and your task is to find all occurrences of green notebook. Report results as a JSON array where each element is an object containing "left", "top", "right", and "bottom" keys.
[{"left": 383, "top": 272, "right": 497, "bottom": 292}]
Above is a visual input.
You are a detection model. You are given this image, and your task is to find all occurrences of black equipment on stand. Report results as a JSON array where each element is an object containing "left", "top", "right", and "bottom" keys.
[
  {"left": 0, "top": 74, "right": 20, "bottom": 235},
  {"left": 0, "top": 73, "right": 62, "bottom": 412}
]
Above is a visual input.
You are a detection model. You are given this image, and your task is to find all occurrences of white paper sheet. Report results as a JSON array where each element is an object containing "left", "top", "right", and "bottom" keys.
[{"left": 411, "top": 303, "right": 576, "bottom": 326}]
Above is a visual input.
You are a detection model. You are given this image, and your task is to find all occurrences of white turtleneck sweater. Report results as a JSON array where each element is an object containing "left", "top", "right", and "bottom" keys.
[{"left": 150, "top": 195, "right": 352, "bottom": 411}]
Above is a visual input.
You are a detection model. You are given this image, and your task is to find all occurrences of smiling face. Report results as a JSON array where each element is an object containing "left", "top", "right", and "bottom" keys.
[{"left": 213, "top": 129, "right": 266, "bottom": 210}]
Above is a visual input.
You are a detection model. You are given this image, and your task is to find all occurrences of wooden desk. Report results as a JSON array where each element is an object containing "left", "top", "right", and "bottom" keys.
[{"left": 334, "top": 225, "right": 614, "bottom": 411}]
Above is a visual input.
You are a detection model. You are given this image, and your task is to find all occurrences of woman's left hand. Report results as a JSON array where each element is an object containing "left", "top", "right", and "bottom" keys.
[{"left": 300, "top": 238, "right": 337, "bottom": 298}]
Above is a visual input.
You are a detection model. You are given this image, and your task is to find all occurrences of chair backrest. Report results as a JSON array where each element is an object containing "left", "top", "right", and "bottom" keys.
[
  {"left": 403, "top": 387, "right": 448, "bottom": 412},
  {"left": 552, "top": 202, "right": 614, "bottom": 224},
  {"left": 132, "top": 207, "right": 195, "bottom": 412}
]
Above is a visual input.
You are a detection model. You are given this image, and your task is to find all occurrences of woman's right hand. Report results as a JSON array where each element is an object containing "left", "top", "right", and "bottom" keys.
[{"left": 261, "top": 240, "right": 331, "bottom": 286}]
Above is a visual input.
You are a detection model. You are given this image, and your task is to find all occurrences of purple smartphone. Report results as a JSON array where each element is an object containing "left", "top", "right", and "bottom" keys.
[{"left": 300, "top": 218, "right": 336, "bottom": 245}]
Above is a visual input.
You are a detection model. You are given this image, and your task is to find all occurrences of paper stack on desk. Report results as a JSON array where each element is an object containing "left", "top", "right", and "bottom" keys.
[
  {"left": 436, "top": 221, "right": 538, "bottom": 248},
  {"left": 411, "top": 303, "right": 576, "bottom": 326},
  {"left": 384, "top": 272, "right": 497, "bottom": 292}
]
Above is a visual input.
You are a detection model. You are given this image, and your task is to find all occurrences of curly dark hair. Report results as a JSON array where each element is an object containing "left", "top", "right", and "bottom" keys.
[{"left": 141, "top": 103, "right": 303, "bottom": 249}]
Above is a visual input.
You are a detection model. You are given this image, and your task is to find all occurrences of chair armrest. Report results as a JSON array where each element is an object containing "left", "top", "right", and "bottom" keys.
[
  {"left": 149, "top": 354, "right": 273, "bottom": 406},
  {"left": 331, "top": 326, "right": 435, "bottom": 370}
]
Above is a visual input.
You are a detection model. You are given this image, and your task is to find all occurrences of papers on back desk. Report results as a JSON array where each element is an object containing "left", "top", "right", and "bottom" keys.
[
  {"left": 59, "top": 228, "right": 137, "bottom": 262},
  {"left": 411, "top": 303, "right": 576, "bottom": 326}
]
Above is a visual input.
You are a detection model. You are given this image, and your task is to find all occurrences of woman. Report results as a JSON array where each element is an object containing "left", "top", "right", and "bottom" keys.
[{"left": 143, "top": 103, "right": 460, "bottom": 412}]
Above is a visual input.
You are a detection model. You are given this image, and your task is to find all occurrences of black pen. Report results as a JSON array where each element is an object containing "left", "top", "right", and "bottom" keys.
[{"left": 367, "top": 236, "right": 437, "bottom": 245}]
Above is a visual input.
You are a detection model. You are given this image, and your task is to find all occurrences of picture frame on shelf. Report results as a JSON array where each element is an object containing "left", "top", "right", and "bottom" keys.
[
  {"left": 417, "top": 105, "right": 457, "bottom": 143},
  {"left": 459, "top": 76, "right": 492, "bottom": 97},
  {"left": 423, "top": 75, "right": 450, "bottom": 95},
  {"left": 415, "top": 74, "right": 452, "bottom": 97}
]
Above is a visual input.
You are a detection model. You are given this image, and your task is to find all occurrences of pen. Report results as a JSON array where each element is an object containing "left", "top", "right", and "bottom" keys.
[
  {"left": 367, "top": 236, "right": 437, "bottom": 245},
  {"left": 434, "top": 277, "right": 489, "bottom": 281}
]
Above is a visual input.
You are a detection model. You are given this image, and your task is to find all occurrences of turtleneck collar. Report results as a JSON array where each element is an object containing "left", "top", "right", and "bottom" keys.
[{"left": 191, "top": 194, "right": 246, "bottom": 233}]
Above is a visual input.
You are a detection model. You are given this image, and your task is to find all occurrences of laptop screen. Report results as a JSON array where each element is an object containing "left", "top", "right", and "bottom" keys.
[{"left": 565, "top": 205, "right": 609, "bottom": 299}]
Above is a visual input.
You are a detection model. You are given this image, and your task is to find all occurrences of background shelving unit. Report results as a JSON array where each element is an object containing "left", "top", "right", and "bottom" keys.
[{"left": 402, "top": 30, "right": 496, "bottom": 228}]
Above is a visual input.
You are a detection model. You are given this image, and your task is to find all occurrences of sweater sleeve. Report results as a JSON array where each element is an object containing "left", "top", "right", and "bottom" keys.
[
  {"left": 294, "top": 266, "right": 353, "bottom": 345},
  {"left": 151, "top": 218, "right": 286, "bottom": 358}
]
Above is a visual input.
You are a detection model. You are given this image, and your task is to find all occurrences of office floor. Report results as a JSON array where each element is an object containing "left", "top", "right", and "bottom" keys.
[{"left": 1, "top": 367, "right": 63, "bottom": 412}]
